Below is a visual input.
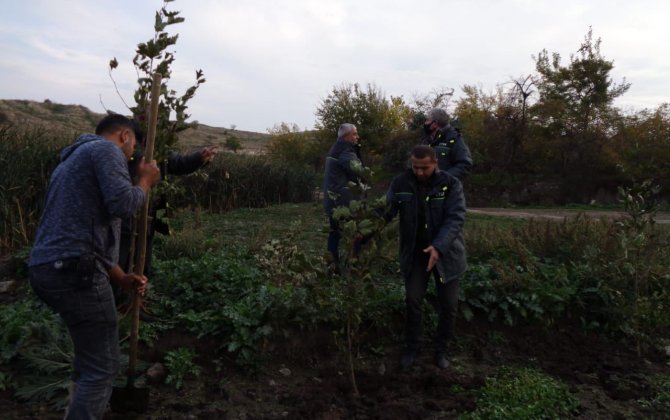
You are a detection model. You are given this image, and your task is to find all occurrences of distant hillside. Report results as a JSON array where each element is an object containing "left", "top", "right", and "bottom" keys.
[{"left": 0, "top": 99, "right": 269, "bottom": 154}]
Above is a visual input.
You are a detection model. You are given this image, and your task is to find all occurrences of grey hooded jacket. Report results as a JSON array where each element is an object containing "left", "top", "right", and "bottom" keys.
[{"left": 29, "top": 134, "right": 146, "bottom": 270}]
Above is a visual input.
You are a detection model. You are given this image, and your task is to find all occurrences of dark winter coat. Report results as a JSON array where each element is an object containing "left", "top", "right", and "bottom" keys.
[
  {"left": 323, "top": 139, "right": 363, "bottom": 217},
  {"left": 422, "top": 126, "right": 473, "bottom": 179},
  {"left": 386, "top": 169, "right": 467, "bottom": 283}
]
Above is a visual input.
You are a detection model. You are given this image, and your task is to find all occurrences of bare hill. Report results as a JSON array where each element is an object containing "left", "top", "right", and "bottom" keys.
[{"left": 0, "top": 99, "right": 269, "bottom": 153}]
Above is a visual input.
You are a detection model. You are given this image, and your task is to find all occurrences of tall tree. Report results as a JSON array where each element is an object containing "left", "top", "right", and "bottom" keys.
[
  {"left": 531, "top": 28, "right": 629, "bottom": 179},
  {"left": 315, "top": 83, "right": 411, "bottom": 155}
]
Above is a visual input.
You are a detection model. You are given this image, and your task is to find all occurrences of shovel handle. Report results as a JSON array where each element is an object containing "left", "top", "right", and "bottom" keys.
[{"left": 129, "top": 72, "right": 162, "bottom": 380}]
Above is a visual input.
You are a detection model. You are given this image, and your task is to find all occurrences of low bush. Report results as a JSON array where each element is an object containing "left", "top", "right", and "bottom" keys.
[
  {"left": 177, "top": 153, "right": 317, "bottom": 212},
  {"left": 0, "top": 297, "right": 72, "bottom": 408},
  {"left": 462, "top": 366, "right": 579, "bottom": 419}
]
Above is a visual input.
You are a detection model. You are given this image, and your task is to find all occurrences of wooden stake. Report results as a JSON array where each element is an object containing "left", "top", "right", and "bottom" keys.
[{"left": 128, "top": 72, "right": 162, "bottom": 382}]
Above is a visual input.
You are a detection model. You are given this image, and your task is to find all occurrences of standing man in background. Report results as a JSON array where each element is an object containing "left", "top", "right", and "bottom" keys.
[
  {"left": 28, "top": 114, "right": 161, "bottom": 419},
  {"left": 323, "top": 123, "right": 364, "bottom": 270},
  {"left": 422, "top": 108, "right": 473, "bottom": 179}
]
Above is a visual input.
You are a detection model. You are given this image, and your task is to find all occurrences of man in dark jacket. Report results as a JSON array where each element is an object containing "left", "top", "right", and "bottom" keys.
[
  {"left": 323, "top": 123, "right": 364, "bottom": 268},
  {"left": 118, "top": 145, "right": 217, "bottom": 277},
  {"left": 28, "top": 114, "right": 161, "bottom": 419},
  {"left": 422, "top": 108, "right": 473, "bottom": 179},
  {"left": 385, "top": 145, "right": 467, "bottom": 369}
]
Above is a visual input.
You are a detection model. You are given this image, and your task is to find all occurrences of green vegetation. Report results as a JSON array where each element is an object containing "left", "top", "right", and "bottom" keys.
[
  {"left": 0, "top": 297, "right": 72, "bottom": 408},
  {"left": 0, "top": 125, "right": 71, "bottom": 253},
  {"left": 164, "top": 348, "right": 201, "bottom": 390},
  {"left": 108, "top": 0, "right": 204, "bottom": 162},
  {"left": 461, "top": 367, "right": 579, "bottom": 419}
]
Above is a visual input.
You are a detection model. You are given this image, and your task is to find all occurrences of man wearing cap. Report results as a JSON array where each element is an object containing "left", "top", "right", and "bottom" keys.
[
  {"left": 385, "top": 145, "right": 467, "bottom": 370},
  {"left": 28, "top": 114, "right": 160, "bottom": 419},
  {"left": 421, "top": 108, "right": 473, "bottom": 179}
]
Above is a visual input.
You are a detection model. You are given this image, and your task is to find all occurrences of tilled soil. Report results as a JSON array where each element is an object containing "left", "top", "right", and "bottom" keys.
[{"left": 4, "top": 319, "right": 668, "bottom": 419}]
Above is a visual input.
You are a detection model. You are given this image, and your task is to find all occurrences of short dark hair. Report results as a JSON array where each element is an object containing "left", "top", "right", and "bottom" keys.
[
  {"left": 95, "top": 113, "right": 143, "bottom": 144},
  {"left": 410, "top": 144, "right": 437, "bottom": 160}
]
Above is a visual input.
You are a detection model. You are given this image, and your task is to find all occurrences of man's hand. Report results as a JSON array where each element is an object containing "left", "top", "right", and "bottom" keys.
[
  {"left": 118, "top": 273, "right": 149, "bottom": 295},
  {"left": 136, "top": 158, "right": 161, "bottom": 193},
  {"left": 423, "top": 245, "right": 440, "bottom": 272},
  {"left": 201, "top": 146, "right": 219, "bottom": 163},
  {"left": 109, "top": 265, "right": 149, "bottom": 295}
]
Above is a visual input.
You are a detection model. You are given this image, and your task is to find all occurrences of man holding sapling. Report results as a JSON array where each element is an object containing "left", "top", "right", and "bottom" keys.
[
  {"left": 28, "top": 114, "right": 160, "bottom": 419},
  {"left": 385, "top": 145, "right": 467, "bottom": 370},
  {"left": 323, "top": 123, "right": 365, "bottom": 270}
]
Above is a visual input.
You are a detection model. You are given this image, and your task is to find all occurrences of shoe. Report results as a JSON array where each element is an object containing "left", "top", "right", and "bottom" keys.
[
  {"left": 400, "top": 350, "right": 417, "bottom": 369},
  {"left": 434, "top": 352, "right": 449, "bottom": 369}
]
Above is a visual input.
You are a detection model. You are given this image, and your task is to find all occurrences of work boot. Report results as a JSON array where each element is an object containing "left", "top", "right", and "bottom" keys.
[
  {"left": 434, "top": 352, "right": 449, "bottom": 369},
  {"left": 400, "top": 349, "right": 417, "bottom": 370}
]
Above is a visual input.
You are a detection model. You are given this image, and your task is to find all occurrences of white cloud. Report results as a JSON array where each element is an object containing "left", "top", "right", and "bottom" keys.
[{"left": 1, "top": 0, "right": 669, "bottom": 131}]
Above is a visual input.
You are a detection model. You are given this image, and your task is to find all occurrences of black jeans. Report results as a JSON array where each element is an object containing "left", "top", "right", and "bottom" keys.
[
  {"left": 404, "top": 251, "right": 459, "bottom": 353},
  {"left": 327, "top": 217, "right": 366, "bottom": 269},
  {"left": 30, "top": 261, "right": 119, "bottom": 420}
]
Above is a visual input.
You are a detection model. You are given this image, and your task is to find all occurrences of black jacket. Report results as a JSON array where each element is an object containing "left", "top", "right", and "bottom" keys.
[
  {"left": 323, "top": 140, "right": 363, "bottom": 217},
  {"left": 386, "top": 169, "right": 467, "bottom": 282},
  {"left": 119, "top": 150, "right": 206, "bottom": 273},
  {"left": 422, "top": 126, "right": 473, "bottom": 179}
]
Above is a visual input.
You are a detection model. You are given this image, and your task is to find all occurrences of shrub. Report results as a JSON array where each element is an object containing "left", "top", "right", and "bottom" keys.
[
  {"left": 177, "top": 153, "right": 317, "bottom": 212},
  {"left": 152, "top": 248, "right": 302, "bottom": 369},
  {"left": 462, "top": 366, "right": 579, "bottom": 419},
  {"left": 164, "top": 347, "right": 201, "bottom": 390},
  {"left": 0, "top": 124, "right": 72, "bottom": 253},
  {"left": 0, "top": 297, "right": 72, "bottom": 408}
]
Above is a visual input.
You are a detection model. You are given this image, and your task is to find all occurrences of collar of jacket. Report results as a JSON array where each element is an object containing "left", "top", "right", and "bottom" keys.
[{"left": 404, "top": 168, "right": 446, "bottom": 191}]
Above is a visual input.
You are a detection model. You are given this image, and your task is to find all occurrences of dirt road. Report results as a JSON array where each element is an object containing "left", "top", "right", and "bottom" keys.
[{"left": 468, "top": 208, "right": 670, "bottom": 224}]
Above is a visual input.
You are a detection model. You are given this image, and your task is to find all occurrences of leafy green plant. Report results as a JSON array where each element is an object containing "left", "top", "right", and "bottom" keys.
[
  {"left": 164, "top": 347, "right": 201, "bottom": 390},
  {"left": 461, "top": 366, "right": 579, "bottom": 419},
  {"left": 152, "top": 249, "right": 284, "bottom": 369},
  {"left": 0, "top": 298, "right": 72, "bottom": 408},
  {"left": 638, "top": 373, "right": 670, "bottom": 412}
]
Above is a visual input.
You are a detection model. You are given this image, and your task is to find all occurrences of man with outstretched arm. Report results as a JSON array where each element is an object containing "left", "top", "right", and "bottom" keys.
[
  {"left": 28, "top": 114, "right": 160, "bottom": 419},
  {"left": 385, "top": 145, "right": 467, "bottom": 370}
]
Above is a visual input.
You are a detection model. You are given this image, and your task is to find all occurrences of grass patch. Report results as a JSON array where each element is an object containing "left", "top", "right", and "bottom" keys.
[
  {"left": 461, "top": 366, "right": 579, "bottom": 419},
  {"left": 159, "top": 202, "right": 328, "bottom": 256}
]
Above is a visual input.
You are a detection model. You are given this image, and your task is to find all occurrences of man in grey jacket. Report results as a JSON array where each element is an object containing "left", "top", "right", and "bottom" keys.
[
  {"left": 323, "top": 123, "right": 364, "bottom": 269},
  {"left": 385, "top": 145, "right": 467, "bottom": 370},
  {"left": 422, "top": 108, "right": 473, "bottom": 179},
  {"left": 28, "top": 114, "right": 160, "bottom": 419}
]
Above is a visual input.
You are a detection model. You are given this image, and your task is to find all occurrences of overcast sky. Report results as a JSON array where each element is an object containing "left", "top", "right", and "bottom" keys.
[{"left": 1, "top": 0, "right": 668, "bottom": 132}]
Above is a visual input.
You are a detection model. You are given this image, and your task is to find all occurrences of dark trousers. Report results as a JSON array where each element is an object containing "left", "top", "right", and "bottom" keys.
[
  {"left": 404, "top": 251, "right": 459, "bottom": 353},
  {"left": 29, "top": 262, "right": 119, "bottom": 420},
  {"left": 327, "top": 217, "right": 365, "bottom": 269},
  {"left": 327, "top": 217, "right": 341, "bottom": 266}
]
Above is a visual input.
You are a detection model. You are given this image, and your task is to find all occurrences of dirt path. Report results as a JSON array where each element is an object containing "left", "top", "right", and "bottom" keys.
[{"left": 468, "top": 208, "right": 670, "bottom": 224}]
